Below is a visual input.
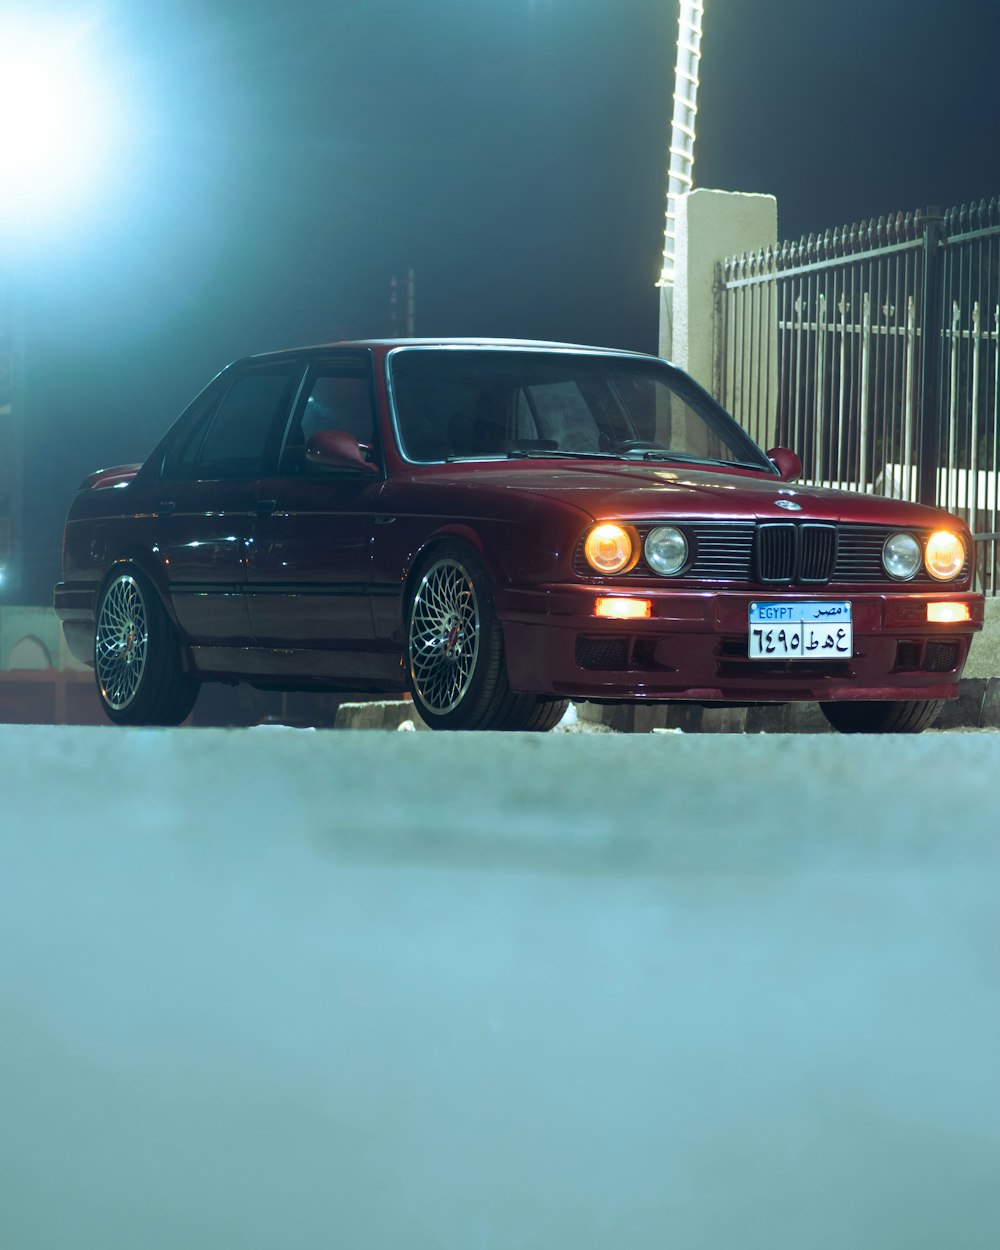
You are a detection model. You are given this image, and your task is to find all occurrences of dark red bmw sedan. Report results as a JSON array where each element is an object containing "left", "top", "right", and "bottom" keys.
[{"left": 54, "top": 339, "right": 983, "bottom": 732}]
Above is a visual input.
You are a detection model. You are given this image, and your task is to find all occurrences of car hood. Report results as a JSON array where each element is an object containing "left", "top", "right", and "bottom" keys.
[{"left": 419, "top": 460, "right": 961, "bottom": 528}]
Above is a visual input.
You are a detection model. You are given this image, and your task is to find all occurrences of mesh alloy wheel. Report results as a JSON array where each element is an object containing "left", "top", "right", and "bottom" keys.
[
  {"left": 408, "top": 557, "right": 481, "bottom": 714},
  {"left": 96, "top": 574, "right": 149, "bottom": 712}
]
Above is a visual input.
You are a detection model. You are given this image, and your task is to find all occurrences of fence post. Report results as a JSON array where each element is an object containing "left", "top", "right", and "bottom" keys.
[{"left": 917, "top": 208, "right": 943, "bottom": 506}]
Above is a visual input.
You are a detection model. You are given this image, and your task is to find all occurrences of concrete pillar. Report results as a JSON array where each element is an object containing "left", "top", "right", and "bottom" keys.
[{"left": 662, "top": 189, "right": 777, "bottom": 395}]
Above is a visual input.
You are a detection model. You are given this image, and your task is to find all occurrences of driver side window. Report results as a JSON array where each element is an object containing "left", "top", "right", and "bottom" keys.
[{"left": 281, "top": 367, "right": 377, "bottom": 472}]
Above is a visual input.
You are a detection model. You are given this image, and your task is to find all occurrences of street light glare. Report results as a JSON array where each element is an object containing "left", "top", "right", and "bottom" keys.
[{"left": 0, "top": 17, "right": 119, "bottom": 231}]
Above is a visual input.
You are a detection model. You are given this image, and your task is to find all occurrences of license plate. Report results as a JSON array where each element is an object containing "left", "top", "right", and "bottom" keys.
[{"left": 748, "top": 601, "right": 852, "bottom": 660}]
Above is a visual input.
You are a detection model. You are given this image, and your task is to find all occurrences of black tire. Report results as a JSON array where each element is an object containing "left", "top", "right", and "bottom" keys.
[
  {"left": 94, "top": 570, "right": 200, "bottom": 726},
  {"left": 406, "top": 542, "right": 568, "bottom": 731},
  {"left": 818, "top": 698, "right": 944, "bottom": 734}
]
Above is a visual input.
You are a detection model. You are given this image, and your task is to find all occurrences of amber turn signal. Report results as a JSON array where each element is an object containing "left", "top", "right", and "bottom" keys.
[
  {"left": 927, "top": 602, "right": 971, "bottom": 623},
  {"left": 594, "top": 597, "right": 652, "bottom": 620}
]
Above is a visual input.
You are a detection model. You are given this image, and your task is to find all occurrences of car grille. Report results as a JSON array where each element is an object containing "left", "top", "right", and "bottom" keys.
[
  {"left": 755, "top": 522, "right": 837, "bottom": 584},
  {"left": 574, "top": 521, "right": 970, "bottom": 586}
]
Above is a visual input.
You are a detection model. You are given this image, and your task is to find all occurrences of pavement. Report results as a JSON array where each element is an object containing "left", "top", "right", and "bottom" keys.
[{"left": 2, "top": 725, "right": 1000, "bottom": 1250}]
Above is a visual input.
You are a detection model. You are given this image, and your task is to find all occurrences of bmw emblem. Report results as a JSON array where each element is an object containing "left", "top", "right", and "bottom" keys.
[{"left": 775, "top": 498, "right": 802, "bottom": 511}]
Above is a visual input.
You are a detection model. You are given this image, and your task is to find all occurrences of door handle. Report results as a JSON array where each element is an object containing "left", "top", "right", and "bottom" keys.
[
  {"left": 255, "top": 499, "right": 277, "bottom": 514},
  {"left": 158, "top": 500, "right": 176, "bottom": 515}
]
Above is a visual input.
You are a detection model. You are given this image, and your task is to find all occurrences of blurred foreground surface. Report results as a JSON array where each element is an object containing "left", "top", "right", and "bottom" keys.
[{"left": 1, "top": 725, "right": 999, "bottom": 1250}]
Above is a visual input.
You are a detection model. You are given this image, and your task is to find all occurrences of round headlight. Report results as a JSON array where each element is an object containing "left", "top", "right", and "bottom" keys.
[
  {"left": 645, "top": 526, "right": 688, "bottom": 576},
  {"left": 883, "top": 532, "right": 921, "bottom": 580},
  {"left": 584, "top": 523, "right": 636, "bottom": 574},
  {"left": 924, "top": 530, "right": 965, "bottom": 581}
]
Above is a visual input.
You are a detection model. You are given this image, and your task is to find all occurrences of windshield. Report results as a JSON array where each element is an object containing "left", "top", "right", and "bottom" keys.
[{"left": 388, "top": 348, "right": 773, "bottom": 471}]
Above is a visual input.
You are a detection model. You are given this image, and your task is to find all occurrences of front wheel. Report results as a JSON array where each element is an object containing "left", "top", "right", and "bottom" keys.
[
  {"left": 819, "top": 699, "right": 944, "bottom": 734},
  {"left": 95, "top": 570, "right": 199, "bottom": 726},
  {"left": 406, "top": 543, "right": 567, "bottom": 731}
]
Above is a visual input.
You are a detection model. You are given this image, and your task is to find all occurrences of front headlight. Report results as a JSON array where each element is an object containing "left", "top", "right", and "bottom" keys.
[
  {"left": 883, "top": 532, "right": 921, "bottom": 580},
  {"left": 584, "top": 523, "right": 637, "bottom": 574},
  {"left": 924, "top": 530, "right": 965, "bottom": 581},
  {"left": 644, "top": 526, "right": 688, "bottom": 575}
]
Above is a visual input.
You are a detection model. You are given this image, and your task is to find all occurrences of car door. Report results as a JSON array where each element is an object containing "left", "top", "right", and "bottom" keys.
[
  {"left": 246, "top": 355, "right": 383, "bottom": 654},
  {"left": 156, "top": 362, "right": 303, "bottom": 645}
]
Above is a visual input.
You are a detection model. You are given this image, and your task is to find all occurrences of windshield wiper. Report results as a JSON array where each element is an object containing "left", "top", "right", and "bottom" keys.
[
  {"left": 622, "top": 449, "right": 769, "bottom": 471},
  {"left": 444, "top": 448, "right": 768, "bottom": 470},
  {"left": 444, "top": 453, "right": 507, "bottom": 463},
  {"left": 505, "top": 448, "right": 623, "bottom": 460}
]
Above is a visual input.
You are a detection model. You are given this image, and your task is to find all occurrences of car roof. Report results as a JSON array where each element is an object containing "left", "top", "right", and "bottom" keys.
[{"left": 243, "top": 338, "right": 661, "bottom": 364}]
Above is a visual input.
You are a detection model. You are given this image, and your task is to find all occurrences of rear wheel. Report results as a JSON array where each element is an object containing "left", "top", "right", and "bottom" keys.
[
  {"left": 95, "top": 570, "right": 199, "bottom": 726},
  {"left": 819, "top": 699, "right": 944, "bottom": 734},
  {"left": 406, "top": 543, "right": 567, "bottom": 731}
]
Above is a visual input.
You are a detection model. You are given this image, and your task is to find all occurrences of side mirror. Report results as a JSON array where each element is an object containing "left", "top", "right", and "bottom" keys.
[
  {"left": 767, "top": 446, "right": 802, "bottom": 482},
  {"left": 306, "top": 429, "right": 379, "bottom": 474}
]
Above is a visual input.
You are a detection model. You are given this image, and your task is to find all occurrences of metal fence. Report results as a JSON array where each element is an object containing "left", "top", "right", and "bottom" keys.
[{"left": 717, "top": 199, "right": 1000, "bottom": 594}]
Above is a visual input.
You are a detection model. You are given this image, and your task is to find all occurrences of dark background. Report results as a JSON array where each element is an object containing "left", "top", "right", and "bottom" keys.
[{"left": 15, "top": 0, "right": 1000, "bottom": 601}]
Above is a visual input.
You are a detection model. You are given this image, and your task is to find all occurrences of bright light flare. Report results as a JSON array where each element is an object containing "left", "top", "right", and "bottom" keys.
[
  {"left": 927, "top": 602, "right": 971, "bottom": 624},
  {"left": 0, "top": 16, "right": 121, "bottom": 230}
]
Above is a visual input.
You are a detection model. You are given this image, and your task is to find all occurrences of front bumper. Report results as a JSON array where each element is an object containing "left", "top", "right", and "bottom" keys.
[{"left": 496, "top": 584, "right": 984, "bottom": 703}]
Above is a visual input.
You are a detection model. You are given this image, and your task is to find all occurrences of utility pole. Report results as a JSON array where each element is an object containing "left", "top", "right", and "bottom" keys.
[
  {"left": 388, "top": 273, "right": 399, "bottom": 337},
  {"left": 389, "top": 269, "right": 417, "bottom": 337},
  {"left": 658, "top": 0, "right": 705, "bottom": 360},
  {"left": 405, "top": 268, "right": 416, "bottom": 336}
]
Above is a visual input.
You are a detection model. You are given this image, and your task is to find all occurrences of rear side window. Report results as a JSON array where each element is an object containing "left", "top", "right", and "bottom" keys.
[
  {"left": 166, "top": 366, "right": 300, "bottom": 480},
  {"left": 161, "top": 378, "right": 227, "bottom": 479}
]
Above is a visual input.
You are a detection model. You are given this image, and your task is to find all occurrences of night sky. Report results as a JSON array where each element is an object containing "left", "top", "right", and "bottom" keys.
[{"left": 14, "top": 0, "right": 1000, "bottom": 601}]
